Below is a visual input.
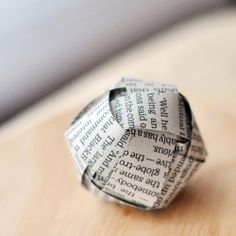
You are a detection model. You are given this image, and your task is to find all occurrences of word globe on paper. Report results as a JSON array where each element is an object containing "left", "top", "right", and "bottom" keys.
[{"left": 65, "top": 78, "right": 207, "bottom": 210}]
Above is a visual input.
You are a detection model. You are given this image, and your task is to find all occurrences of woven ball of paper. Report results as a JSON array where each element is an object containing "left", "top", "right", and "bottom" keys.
[{"left": 65, "top": 78, "right": 207, "bottom": 210}]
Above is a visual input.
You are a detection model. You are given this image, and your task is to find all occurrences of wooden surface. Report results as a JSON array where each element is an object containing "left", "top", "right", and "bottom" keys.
[{"left": 0, "top": 8, "right": 236, "bottom": 236}]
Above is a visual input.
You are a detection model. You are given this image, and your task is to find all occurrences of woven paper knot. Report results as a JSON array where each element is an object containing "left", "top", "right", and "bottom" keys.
[{"left": 65, "top": 78, "right": 207, "bottom": 210}]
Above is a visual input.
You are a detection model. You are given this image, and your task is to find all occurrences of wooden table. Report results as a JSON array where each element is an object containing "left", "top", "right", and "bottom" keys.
[{"left": 1, "top": 8, "right": 236, "bottom": 236}]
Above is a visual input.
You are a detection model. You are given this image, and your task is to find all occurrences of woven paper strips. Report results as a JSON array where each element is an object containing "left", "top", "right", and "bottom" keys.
[{"left": 65, "top": 78, "right": 207, "bottom": 210}]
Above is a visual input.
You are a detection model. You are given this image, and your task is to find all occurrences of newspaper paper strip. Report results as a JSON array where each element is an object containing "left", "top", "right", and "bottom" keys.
[{"left": 65, "top": 78, "right": 207, "bottom": 210}]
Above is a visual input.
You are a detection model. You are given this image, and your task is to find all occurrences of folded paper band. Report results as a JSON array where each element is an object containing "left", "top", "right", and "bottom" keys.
[{"left": 65, "top": 78, "right": 207, "bottom": 210}]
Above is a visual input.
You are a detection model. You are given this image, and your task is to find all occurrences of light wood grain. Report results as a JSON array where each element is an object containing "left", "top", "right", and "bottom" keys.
[{"left": 0, "top": 8, "right": 236, "bottom": 236}]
